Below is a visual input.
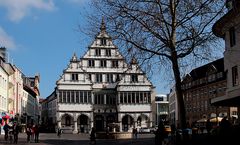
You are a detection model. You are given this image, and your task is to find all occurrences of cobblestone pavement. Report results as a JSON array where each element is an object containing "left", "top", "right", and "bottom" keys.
[{"left": 0, "top": 133, "right": 155, "bottom": 145}]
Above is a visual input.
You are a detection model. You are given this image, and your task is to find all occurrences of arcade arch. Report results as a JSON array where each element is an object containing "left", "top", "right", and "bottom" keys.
[
  {"left": 137, "top": 114, "right": 150, "bottom": 128},
  {"left": 122, "top": 115, "right": 134, "bottom": 132},
  {"left": 61, "top": 114, "right": 74, "bottom": 127},
  {"left": 77, "top": 114, "right": 90, "bottom": 133}
]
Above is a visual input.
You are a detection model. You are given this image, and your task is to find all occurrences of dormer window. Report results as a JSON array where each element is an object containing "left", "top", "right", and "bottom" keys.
[
  {"left": 100, "top": 60, "right": 107, "bottom": 67},
  {"left": 71, "top": 73, "right": 78, "bottom": 81},
  {"left": 96, "top": 73, "right": 103, "bottom": 83},
  {"left": 112, "top": 60, "right": 118, "bottom": 68},
  {"left": 116, "top": 74, "right": 120, "bottom": 82},
  {"left": 131, "top": 74, "right": 138, "bottom": 83},
  {"left": 101, "top": 38, "right": 107, "bottom": 45},
  {"left": 88, "top": 60, "right": 95, "bottom": 67},
  {"left": 95, "top": 49, "right": 101, "bottom": 56},
  {"left": 88, "top": 74, "right": 92, "bottom": 81},
  {"left": 106, "top": 49, "right": 111, "bottom": 56},
  {"left": 106, "top": 74, "right": 113, "bottom": 83},
  {"left": 229, "top": 27, "right": 236, "bottom": 47}
]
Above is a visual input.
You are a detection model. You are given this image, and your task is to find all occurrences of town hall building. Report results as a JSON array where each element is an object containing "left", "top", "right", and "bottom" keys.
[{"left": 55, "top": 20, "right": 156, "bottom": 133}]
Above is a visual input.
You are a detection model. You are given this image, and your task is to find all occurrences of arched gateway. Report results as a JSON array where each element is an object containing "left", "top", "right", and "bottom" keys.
[
  {"left": 78, "top": 114, "right": 90, "bottom": 133},
  {"left": 122, "top": 115, "right": 134, "bottom": 132}
]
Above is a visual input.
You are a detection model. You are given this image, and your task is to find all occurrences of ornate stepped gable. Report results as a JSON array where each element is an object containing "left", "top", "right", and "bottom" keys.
[
  {"left": 57, "top": 19, "right": 153, "bottom": 89},
  {"left": 55, "top": 19, "right": 154, "bottom": 133}
]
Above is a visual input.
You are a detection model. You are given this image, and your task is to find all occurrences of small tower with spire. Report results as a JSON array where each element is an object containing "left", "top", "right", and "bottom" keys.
[
  {"left": 96, "top": 17, "right": 112, "bottom": 46},
  {"left": 71, "top": 52, "right": 78, "bottom": 62},
  {"left": 100, "top": 16, "right": 106, "bottom": 33}
]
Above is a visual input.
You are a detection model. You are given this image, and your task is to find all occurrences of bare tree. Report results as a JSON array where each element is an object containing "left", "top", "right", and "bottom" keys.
[{"left": 85, "top": 0, "right": 225, "bottom": 129}]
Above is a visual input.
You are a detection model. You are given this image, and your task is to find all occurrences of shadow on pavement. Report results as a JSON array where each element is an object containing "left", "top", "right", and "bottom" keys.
[{"left": 41, "top": 139, "right": 90, "bottom": 145}]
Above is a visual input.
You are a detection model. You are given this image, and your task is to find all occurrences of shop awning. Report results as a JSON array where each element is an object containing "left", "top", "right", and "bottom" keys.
[
  {"left": 196, "top": 118, "right": 207, "bottom": 123},
  {"left": 210, "top": 117, "right": 223, "bottom": 123},
  {"left": 211, "top": 95, "right": 240, "bottom": 107}
]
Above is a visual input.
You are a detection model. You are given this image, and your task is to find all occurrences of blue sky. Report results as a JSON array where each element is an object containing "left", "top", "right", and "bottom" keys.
[{"left": 0, "top": 0, "right": 170, "bottom": 98}]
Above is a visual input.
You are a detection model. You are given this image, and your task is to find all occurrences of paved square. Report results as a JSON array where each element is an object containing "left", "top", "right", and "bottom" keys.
[{"left": 0, "top": 133, "right": 154, "bottom": 145}]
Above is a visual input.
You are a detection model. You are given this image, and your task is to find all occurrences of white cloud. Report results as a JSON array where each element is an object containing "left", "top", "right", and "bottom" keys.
[
  {"left": 0, "top": 0, "right": 55, "bottom": 22},
  {"left": 0, "top": 26, "right": 16, "bottom": 49},
  {"left": 68, "top": 0, "right": 88, "bottom": 5}
]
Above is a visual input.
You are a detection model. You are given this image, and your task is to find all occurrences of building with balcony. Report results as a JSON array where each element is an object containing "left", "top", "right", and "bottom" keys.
[
  {"left": 182, "top": 58, "right": 236, "bottom": 125},
  {"left": 0, "top": 47, "right": 14, "bottom": 122},
  {"left": 0, "top": 48, "right": 9, "bottom": 115},
  {"left": 0, "top": 47, "right": 41, "bottom": 132},
  {"left": 22, "top": 75, "right": 41, "bottom": 125}
]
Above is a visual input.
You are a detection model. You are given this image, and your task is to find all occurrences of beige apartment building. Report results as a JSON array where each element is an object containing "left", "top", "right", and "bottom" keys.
[{"left": 182, "top": 58, "right": 236, "bottom": 125}]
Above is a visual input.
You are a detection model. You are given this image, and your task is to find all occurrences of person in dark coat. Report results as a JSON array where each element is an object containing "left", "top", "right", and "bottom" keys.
[
  {"left": 57, "top": 127, "right": 62, "bottom": 137},
  {"left": 206, "top": 119, "right": 212, "bottom": 135},
  {"left": 154, "top": 121, "right": 165, "bottom": 145},
  {"left": 13, "top": 122, "right": 20, "bottom": 144},
  {"left": 34, "top": 125, "right": 40, "bottom": 143},
  {"left": 132, "top": 127, "right": 138, "bottom": 139},
  {"left": 0, "top": 123, "right": 2, "bottom": 135},
  {"left": 26, "top": 124, "right": 32, "bottom": 143},
  {"left": 3, "top": 123, "right": 10, "bottom": 141},
  {"left": 219, "top": 117, "right": 231, "bottom": 145},
  {"left": 90, "top": 127, "right": 96, "bottom": 145}
]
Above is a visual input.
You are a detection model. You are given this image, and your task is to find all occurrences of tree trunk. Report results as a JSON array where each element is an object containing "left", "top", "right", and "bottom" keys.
[
  {"left": 169, "top": 0, "right": 186, "bottom": 130},
  {"left": 171, "top": 52, "right": 186, "bottom": 129}
]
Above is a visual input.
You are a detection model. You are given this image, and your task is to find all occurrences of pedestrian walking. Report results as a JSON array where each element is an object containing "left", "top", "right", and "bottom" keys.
[
  {"left": 90, "top": 127, "right": 96, "bottom": 145},
  {"left": 0, "top": 124, "right": 2, "bottom": 135},
  {"left": 206, "top": 119, "right": 212, "bottom": 135},
  {"left": 26, "top": 124, "right": 32, "bottom": 143},
  {"left": 170, "top": 124, "right": 176, "bottom": 144},
  {"left": 219, "top": 117, "right": 232, "bottom": 145},
  {"left": 34, "top": 124, "right": 40, "bottom": 143},
  {"left": 154, "top": 121, "right": 165, "bottom": 145},
  {"left": 13, "top": 122, "right": 20, "bottom": 144},
  {"left": 57, "top": 127, "right": 62, "bottom": 138},
  {"left": 132, "top": 127, "right": 138, "bottom": 139},
  {"left": 3, "top": 123, "right": 10, "bottom": 141},
  {"left": 9, "top": 125, "right": 13, "bottom": 143},
  {"left": 31, "top": 124, "right": 35, "bottom": 142},
  {"left": 106, "top": 126, "right": 110, "bottom": 139}
]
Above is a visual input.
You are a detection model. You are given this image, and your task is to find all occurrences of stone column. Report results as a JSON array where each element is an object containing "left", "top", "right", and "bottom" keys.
[
  {"left": 104, "top": 94, "right": 107, "bottom": 104},
  {"left": 57, "top": 121, "right": 61, "bottom": 128},
  {"left": 92, "top": 93, "right": 94, "bottom": 104},
  {"left": 118, "top": 114, "right": 122, "bottom": 132},
  {"left": 91, "top": 121, "right": 94, "bottom": 129},
  {"left": 73, "top": 121, "right": 78, "bottom": 134},
  {"left": 104, "top": 116, "right": 107, "bottom": 128},
  {"left": 119, "top": 121, "right": 122, "bottom": 132},
  {"left": 135, "top": 121, "right": 137, "bottom": 128},
  {"left": 90, "top": 112, "right": 94, "bottom": 129},
  {"left": 57, "top": 112, "right": 61, "bottom": 129}
]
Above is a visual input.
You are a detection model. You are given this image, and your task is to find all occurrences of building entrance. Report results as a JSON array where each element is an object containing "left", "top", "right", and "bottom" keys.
[{"left": 95, "top": 115, "right": 104, "bottom": 131}]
